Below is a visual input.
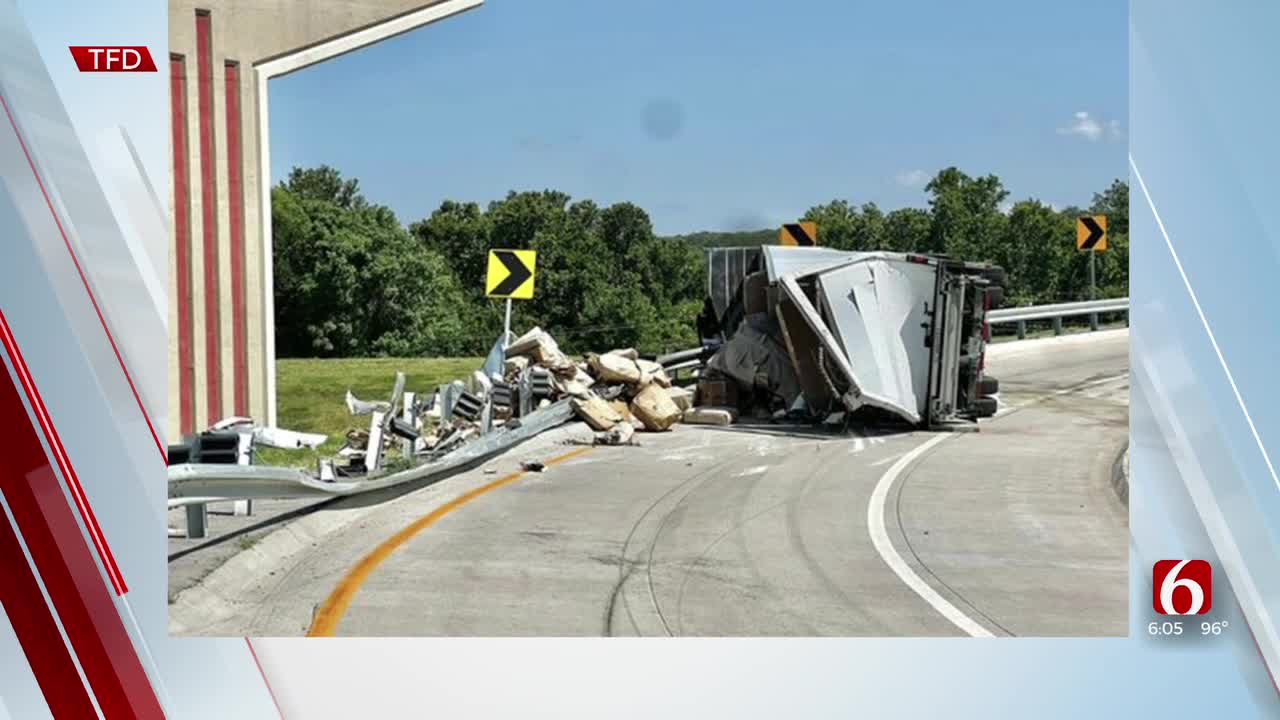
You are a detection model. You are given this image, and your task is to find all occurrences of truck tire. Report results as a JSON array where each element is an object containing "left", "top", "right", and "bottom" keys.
[
  {"left": 972, "top": 397, "right": 998, "bottom": 418},
  {"left": 978, "top": 375, "right": 999, "bottom": 397}
]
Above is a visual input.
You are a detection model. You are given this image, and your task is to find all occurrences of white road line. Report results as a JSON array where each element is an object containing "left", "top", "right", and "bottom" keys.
[
  {"left": 869, "top": 454, "right": 902, "bottom": 468},
  {"left": 866, "top": 433, "right": 995, "bottom": 637},
  {"left": 734, "top": 465, "right": 770, "bottom": 478}
]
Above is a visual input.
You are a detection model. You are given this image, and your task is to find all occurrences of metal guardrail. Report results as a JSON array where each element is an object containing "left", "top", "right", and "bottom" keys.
[
  {"left": 987, "top": 297, "right": 1128, "bottom": 324},
  {"left": 987, "top": 297, "right": 1128, "bottom": 338}
]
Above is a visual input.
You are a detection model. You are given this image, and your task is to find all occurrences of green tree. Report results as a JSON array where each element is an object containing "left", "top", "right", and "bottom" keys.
[
  {"left": 598, "top": 202, "right": 655, "bottom": 260},
  {"left": 925, "top": 167, "right": 1009, "bottom": 260},
  {"left": 801, "top": 200, "right": 886, "bottom": 250},
  {"left": 883, "top": 207, "right": 932, "bottom": 252},
  {"left": 271, "top": 164, "right": 1130, "bottom": 360},
  {"left": 1090, "top": 179, "right": 1128, "bottom": 236},
  {"left": 283, "top": 165, "right": 367, "bottom": 210},
  {"left": 409, "top": 200, "right": 491, "bottom": 295},
  {"left": 1089, "top": 179, "right": 1129, "bottom": 297},
  {"left": 272, "top": 181, "right": 469, "bottom": 357},
  {"left": 999, "top": 200, "right": 1073, "bottom": 305}
]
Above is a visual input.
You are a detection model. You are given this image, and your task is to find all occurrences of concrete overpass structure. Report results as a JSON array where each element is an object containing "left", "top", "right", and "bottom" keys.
[{"left": 167, "top": 0, "right": 481, "bottom": 437}]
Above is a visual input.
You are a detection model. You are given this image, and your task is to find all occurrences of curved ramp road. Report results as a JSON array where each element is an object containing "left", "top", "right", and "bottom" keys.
[{"left": 171, "top": 330, "right": 1129, "bottom": 637}]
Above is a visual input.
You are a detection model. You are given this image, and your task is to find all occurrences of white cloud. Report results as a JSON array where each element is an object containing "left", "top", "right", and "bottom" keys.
[
  {"left": 1057, "top": 111, "right": 1105, "bottom": 141},
  {"left": 999, "top": 199, "right": 1015, "bottom": 215},
  {"left": 895, "top": 169, "right": 929, "bottom": 188}
]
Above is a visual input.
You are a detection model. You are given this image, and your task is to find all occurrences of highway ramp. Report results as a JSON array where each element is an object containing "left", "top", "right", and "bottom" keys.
[{"left": 169, "top": 330, "right": 1129, "bottom": 637}]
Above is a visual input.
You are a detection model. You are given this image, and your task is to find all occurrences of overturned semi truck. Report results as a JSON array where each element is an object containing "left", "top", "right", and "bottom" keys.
[{"left": 698, "top": 245, "right": 1005, "bottom": 428}]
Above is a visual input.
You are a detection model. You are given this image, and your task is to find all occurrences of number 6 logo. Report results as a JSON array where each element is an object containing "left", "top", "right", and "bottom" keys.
[{"left": 1153, "top": 560, "right": 1212, "bottom": 615}]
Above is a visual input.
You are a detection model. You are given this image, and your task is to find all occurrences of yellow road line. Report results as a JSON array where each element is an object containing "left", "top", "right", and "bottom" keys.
[{"left": 307, "top": 446, "right": 594, "bottom": 636}]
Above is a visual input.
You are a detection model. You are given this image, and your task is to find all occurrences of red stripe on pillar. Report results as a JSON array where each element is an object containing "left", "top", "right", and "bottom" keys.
[
  {"left": 0, "top": 318, "right": 165, "bottom": 719},
  {"left": 225, "top": 61, "right": 248, "bottom": 417},
  {"left": 171, "top": 54, "right": 195, "bottom": 433},
  {"left": 0, "top": 499, "right": 99, "bottom": 719},
  {"left": 196, "top": 10, "right": 221, "bottom": 423}
]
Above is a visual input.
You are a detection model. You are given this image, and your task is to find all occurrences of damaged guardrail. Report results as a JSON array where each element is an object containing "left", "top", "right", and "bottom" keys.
[
  {"left": 987, "top": 297, "right": 1128, "bottom": 338},
  {"left": 169, "top": 399, "right": 574, "bottom": 502}
]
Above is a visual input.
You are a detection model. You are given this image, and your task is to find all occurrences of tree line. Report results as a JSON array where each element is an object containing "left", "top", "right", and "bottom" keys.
[{"left": 272, "top": 165, "right": 1128, "bottom": 358}]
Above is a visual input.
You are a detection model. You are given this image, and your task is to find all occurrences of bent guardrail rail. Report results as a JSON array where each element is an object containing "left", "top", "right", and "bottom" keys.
[{"left": 168, "top": 399, "right": 574, "bottom": 504}]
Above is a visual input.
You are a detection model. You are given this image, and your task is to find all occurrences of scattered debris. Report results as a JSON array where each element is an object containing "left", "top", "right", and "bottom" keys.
[
  {"left": 683, "top": 406, "right": 738, "bottom": 426},
  {"left": 588, "top": 352, "right": 643, "bottom": 384},
  {"left": 666, "top": 386, "right": 694, "bottom": 412},
  {"left": 697, "top": 377, "right": 738, "bottom": 409},
  {"left": 504, "top": 355, "right": 530, "bottom": 377},
  {"left": 594, "top": 422, "right": 636, "bottom": 446},
  {"left": 175, "top": 318, "right": 710, "bottom": 488},
  {"left": 471, "top": 370, "right": 493, "bottom": 396},
  {"left": 705, "top": 315, "right": 801, "bottom": 407},
  {"left": 521, "top": 460, "right": 546, "bottom": 473},
  {"left": 572, "top": 396, "right": 624, "bottom": 431},
  {"left": 630, "top": 384, "right": 682, "bottom": 431},
  {"left": 636, "top": 358, "right": 672, "bottom": 388},
  {"left": 345, "top": 389, "right": 390, "bottom": 416}
]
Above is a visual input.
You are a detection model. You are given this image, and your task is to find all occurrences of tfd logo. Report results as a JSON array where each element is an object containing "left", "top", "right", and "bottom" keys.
[
  {"left": 1153, "top": 560, "right": 1213, "bottom": 615},
  {"left": 69, "top": 46, "right": 157, "bottom": 72}
]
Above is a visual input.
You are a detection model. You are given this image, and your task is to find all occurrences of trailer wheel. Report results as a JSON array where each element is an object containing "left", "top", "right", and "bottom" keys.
[
  {"left": 979, "top": 376, "right": 999, "bottom": 396},
  {"left": 972, "top": 397, "right": 998, "bottom": 418},
  {"left": 982, "top": 266, "right": 1008, "bottom": 287}
]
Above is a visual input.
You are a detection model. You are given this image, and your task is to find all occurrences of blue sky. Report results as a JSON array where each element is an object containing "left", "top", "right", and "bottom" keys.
[{"left": 269, "top": 0, "right": 1127, "bottom": 235}]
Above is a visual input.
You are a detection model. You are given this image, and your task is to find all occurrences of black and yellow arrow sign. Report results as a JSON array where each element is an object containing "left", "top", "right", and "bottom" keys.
[
  {"left": 1076, "top": 215, "right": 1108, "bottom": 252},
  {"left": 485, "top": 249, "right": 537, "bottom": 299},
  {"left": 780, "top": 221, "right": 818, "bottom": 247}
]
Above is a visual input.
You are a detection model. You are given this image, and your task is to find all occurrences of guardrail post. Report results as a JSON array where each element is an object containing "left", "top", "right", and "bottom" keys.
[
  {"left": 366, "top": 410, "right": 386, "bottom": 472},
  {"left": 402, "top": 391, "right": 416, "bottom": 459},
  {"left": 1089, "top": 312, "right": 1099, "bottom": 332},
  {"left": 1053, "top": 317, "right": 1063, "bottom": 336},
  {"left": 186, "top": 503, "right": 207, "bottom": 539},
  {"left": 233, "top": 432, "right": 253, "bottom": 517},
  {"left": 1016, "top": 320, "right": 1027, "bottom": 340}
]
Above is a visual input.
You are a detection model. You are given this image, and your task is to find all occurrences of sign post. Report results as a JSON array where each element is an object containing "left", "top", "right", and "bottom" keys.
[
  {"left": 1076, "top": 215, "right": 1108, "bottom": 331},
  {"left": 485, "top": 249, "right": 538, "bottom": 349},
  {"left": 503, "top": 298, "right": 513, "bottom": 348}
]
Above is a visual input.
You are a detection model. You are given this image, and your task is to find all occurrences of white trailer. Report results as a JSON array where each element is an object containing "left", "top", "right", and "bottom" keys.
[{"left": 703, "top": 246, "right": 1005, "bottom": 427}]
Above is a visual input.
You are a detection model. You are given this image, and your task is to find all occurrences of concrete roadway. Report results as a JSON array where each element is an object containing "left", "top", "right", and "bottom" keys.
[{"left": 171, "top": 330, "right": 1128, "bottom": 637}]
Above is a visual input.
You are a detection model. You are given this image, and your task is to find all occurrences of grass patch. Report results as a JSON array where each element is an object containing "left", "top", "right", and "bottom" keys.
[{"left": 257, "top": 356, "right": 484, "bottom": 467}]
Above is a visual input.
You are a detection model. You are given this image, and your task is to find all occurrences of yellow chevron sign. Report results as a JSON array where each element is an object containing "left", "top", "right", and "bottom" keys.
[
  {"left": 486, "top": 249, "right": 537, "bottom": 299},
  {"left": 1076, "top": 215, "right": 1107, "bottom": 252},
  {"left": 780, "top": 221, "right": 818, "bottom": 246}
]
